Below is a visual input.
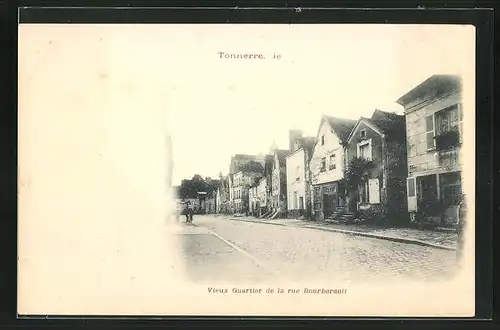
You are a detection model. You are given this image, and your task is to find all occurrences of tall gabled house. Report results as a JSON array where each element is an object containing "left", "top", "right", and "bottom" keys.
[
  {"left": 271, "top": 149, "right": 289, "bottom": 216},
  {"left": 285, "top": 131, "right": 316, "bottom": 219},
  {"left": 396, "top": 74, "right": 464, "bottom": 226},
  {"left": 345, "top": 109, "right": 408, "bottom": 222},
  {"left": 309, "top": 115, "right": 357, "bottom": 221}
]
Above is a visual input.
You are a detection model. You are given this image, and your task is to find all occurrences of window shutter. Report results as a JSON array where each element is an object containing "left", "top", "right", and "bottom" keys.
[
  {"left": 368, "top": 140, "right": 373, "bottom": 161},
  {"left": 425, "top": 115, "right": 435, "bottom": 149},
  {"left": 368, "top": 179, "right": 380, "bottom": 204},
  {"left": 407, "top": 177, "right": 416, "bottom": 197}
]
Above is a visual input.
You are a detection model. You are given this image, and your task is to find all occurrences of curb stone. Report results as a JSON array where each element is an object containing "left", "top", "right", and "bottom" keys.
[
  {"left": 303, "top": 225, "right": 456, "bottom": 251},
  {"left": 228, "top": 217, "right": 456, "bottom": 251}
]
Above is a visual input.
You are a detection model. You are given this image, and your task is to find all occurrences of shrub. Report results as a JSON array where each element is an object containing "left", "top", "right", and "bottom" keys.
[{"left": 356, "top": 204, "right": 387, "bottom": 225}]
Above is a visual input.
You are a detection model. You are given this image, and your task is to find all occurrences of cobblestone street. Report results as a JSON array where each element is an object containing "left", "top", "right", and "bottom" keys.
[{"left": 175, "top": 215, "right": 460, "bottom": 284}]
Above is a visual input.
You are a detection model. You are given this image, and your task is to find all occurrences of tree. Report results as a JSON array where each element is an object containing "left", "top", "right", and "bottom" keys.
[
  {"left": 238, "top": 161, "right": 264, "bottom": 173},
  {"left": 345, "top": 157, "right": 375, "bottom": 198}
]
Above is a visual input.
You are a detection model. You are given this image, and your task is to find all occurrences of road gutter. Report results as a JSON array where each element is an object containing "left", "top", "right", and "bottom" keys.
[{"left": 228, "top": 217, "right": 456, "bottom": 251}]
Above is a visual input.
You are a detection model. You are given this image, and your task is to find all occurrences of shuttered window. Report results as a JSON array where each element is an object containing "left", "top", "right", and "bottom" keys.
[
  {"left": 407, "top": 177, "right": 416, "bottom": 197},
  {"left": 425, "top": 114, "right": 435, "bottom": 150},
  {"left": 368, "top": 179, "right": 380, "bottom": 204}
]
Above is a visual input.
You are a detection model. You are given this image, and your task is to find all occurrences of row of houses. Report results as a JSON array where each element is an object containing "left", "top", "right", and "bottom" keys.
[{"left": 214, "top": 75, "right": 464, "bottom": 227}]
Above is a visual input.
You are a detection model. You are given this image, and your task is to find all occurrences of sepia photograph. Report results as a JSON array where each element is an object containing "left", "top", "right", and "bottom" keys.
[{"left": 18, "top": 22, "right": 475, "bottom": 317}]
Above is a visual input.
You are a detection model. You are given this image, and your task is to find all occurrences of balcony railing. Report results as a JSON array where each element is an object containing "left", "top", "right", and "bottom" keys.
[{"left": 438, "top": 148, "right": 460, "bottom": 168}]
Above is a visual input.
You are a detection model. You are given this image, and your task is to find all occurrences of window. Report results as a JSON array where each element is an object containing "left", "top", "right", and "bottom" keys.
[
  {"left": 440, "top": 172, "right": 462, "bottom": 206},
  {"left": 293, "top": 191, "right": 298, "bottom": 209},
  {"left": 329, "top": 154, "right": 336, "bottom": 170},
  {"left": 438, "top": 149, "right": 460, "bottom": 167},
  {"left": 360, "top": 182, "right": 369, "bottom": 203},
  {"left": 360, "top": 129, "right": 366, "bottom": 138},
  {"left": 357, "top": 140, "right": 372, "bottom": 160},
  {"left": 321, "top": 135, "right": 325, "bottom": 145},
  {"left": 425, "top": 114, "right": 435, "bottom": 150},
  {"left": 407, "top": 177, "right": 416, "bottom": 197},
  {"left": 435, "top": 104, "right": 463, "bottom": 139},
  {"left": 320, "top": 157, "right": 326, "bottom": 172},
  {"left": 299, "top": 197, "right": 304, "bottom": 210},
  {"left": 296, "top": 165, "right": 300, "bottom": 181}
]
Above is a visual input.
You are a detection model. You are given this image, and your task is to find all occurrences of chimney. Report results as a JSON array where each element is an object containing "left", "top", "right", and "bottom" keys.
[{"left": 289, "top": 129, "right": 303, "bottom": 151}]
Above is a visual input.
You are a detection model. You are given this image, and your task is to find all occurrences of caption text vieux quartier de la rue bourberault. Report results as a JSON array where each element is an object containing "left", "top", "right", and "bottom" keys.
[{"left": 208, "top": 287, "right": 347, "bottom": 295}]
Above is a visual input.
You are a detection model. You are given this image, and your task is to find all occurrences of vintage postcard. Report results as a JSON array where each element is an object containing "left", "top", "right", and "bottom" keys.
[{"left": 18, "top": 23, "right": 475, "bottom": 317}]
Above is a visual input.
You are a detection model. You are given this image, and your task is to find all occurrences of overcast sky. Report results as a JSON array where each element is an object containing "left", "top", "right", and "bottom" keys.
[
  {"left": 20, "top": 24, "right": 474, "bottom": 187},
  {"left": 162, "top": 24, "right": 474, "bottom": 185}
]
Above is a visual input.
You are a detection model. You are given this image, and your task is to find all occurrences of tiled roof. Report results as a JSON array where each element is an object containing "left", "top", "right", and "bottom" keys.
[
  {"left": 396, "top": 74, "right": 462, "bottom": 106},
  {"left": 368, "top": 109, "right": 405, "bottom": 135},
  {"left": 324, "top": 116, "right": 358, "bottom": 142},
  {"left": 233, "top": 154, "right": 258, "bottom": 159}
]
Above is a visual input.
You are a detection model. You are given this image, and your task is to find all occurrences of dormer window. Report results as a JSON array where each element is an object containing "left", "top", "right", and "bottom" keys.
[{"left": 360, "top": 129, "right": 367, "bottom": 138}]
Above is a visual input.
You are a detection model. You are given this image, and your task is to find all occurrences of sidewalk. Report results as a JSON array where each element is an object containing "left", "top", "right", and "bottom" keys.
[{"left": 228, "top": 215, "right": 458, "bottom": 251}]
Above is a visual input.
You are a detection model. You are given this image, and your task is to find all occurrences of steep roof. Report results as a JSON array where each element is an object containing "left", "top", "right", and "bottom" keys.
[
  {"left": 324, "top": 115, "right": 358, "bottom": 142},
  {"left": 396, "top": 74, "right": 462, "bottom": 107},
  {"left": 274, "top": 149, "right": 290, "bottom": 166},
  {"left": 348, "top": 109, "right": 405, "bottom": 142},
  {"left": 369, "top": 109, "right": 405, "bottom": 134}
]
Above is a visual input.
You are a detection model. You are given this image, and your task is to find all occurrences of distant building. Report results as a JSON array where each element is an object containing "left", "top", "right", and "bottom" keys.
[
  {"left": 396, "top": 74, "right": 463, "bottom": 227},
  {"left": 271, "top": 149, "right": 289, "bottom": 216},
  {"left": 285, "top": 132, "right": 315, "bottom": 219},
  {"left": 248, "top": 181, "right": 259, "bottom": 216},
  {"left": 228, "top": 154, "right": 266, "bottom": 213},
  {"left": 232, "top": 162, "right": 264, "bottom": 214},
  {"left": 216, "top": 175, "right": 230, "bottom": 214},
  {"left": 204, "top": 190, "right": 217, "bottom": 214},
  {"left": 256, "top": 177, "right": 268, "bottom": 216}
]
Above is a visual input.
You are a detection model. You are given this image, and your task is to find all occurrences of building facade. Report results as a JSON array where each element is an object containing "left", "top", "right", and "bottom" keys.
[
  {"left": 271, "top": 149, "right": 289, "bottom": 216},
  {"left": 216, "top": 175, "right": 230, "bottom": 214},
  {"left": 256, "top": 177, "right": 268, "bottom": 216},
  {"left": 396, "top": 74, "right": 464, "bottom": 227},
  {"left": 248, "top": 183, "right": 259, "bottom": 216},
  {"left": 345, "top": 109, "right": 408, "bottom": 223},
  {"left": 309, "top": 115, "right": 357, "bottom": 221},
  {"left": 232, "top": 165, "right": 264, "bottom": 214},
  {"left": 285, "top": 134, "right": 315, "bottom": 219},
  {"left": 227, "top": 154, "right": 266, "bottom": 213},
  {"left": 204, "top": 191, "right": 217, "bottom": 214},
  {"left": 263, "top": 154, "right": 275, "bottom": 215}
]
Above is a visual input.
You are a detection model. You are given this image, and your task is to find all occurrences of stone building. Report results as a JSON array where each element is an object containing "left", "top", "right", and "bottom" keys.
[
  {"left": 232, "top": 162, "right": 265, "bottom": 214},
  {"left": 396, "top": 74, "right": 463, "bottom": 227},
  {"left": 228, "top": 154, "right": 266, "bottom": 213},
  {"left": 309, "top": 115, "right": 357, "bottom": 221},
  {"left": 345, "top": 109, "right": 408, "bottom": 223}
]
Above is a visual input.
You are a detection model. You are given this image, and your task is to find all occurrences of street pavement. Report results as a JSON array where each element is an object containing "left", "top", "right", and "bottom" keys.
[{"left": 172, "top": 215, "right": 459, "bottom": 284}]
